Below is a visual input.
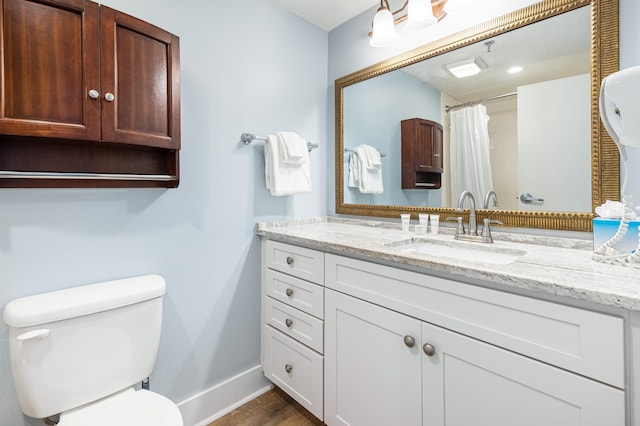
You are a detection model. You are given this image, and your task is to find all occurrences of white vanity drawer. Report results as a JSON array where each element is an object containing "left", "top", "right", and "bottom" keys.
[
  {"left": 325, "top": 254, "right": 625, "bottom": 389},
  {"left": 265, "top": 269, "right": 324, "bottom": 319},
  {"left": 265, "top": 240, "right": 324, "bottom": 285},
  {"left": 263, "top": 325, "right": 323, "bottom": 421},
  {"left": 265, "top": 297, "right": 324, "bottom": 353}
]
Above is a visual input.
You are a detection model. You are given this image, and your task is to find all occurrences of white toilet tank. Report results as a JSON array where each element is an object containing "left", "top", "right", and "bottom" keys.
[{"left": 3, "top": 275, "right": 166, "bottom": 419}]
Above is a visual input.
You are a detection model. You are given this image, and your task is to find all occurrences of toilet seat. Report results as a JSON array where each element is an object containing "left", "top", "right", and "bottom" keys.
[{"left": 58, "top": 387, "right": 183, "bottom": 426}]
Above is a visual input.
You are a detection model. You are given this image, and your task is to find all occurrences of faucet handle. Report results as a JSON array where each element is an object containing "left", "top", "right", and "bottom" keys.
[
  {"left": 481, "top": 219, "right": 503, "bottom": 242},
  {"left": 446, "top": 216, "right": 465, "bottom": 236}
]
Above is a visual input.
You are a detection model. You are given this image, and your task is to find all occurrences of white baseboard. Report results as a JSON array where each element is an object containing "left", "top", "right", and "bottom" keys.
[{"left": 177, "top": 365, "right": 273, "bottom": 426}]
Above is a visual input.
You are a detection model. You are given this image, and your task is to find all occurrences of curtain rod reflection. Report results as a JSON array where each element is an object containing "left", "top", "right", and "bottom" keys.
[
  {"left": 445, "top": 92, "right": 517, "bottom": 113},
  {"left": 344, "top": 148, "right": 386, "bottom": 157}
]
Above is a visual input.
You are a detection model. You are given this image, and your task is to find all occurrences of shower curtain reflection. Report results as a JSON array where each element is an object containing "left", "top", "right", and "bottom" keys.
[{"left": 449, "top": 104, "right": 494, "bottom": 203}]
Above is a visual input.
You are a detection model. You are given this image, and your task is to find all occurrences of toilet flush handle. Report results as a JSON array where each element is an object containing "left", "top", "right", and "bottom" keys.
[{"left": 16, "top": 329, "right": 50, "bottom": 341}]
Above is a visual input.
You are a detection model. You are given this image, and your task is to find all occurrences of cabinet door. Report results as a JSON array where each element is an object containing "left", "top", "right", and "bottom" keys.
[
  {"left": 100, "top": 6, "right": 180, "bottom": 149},
  {"left": 422, "top": 321, "right": 625, "bottom": 426},
  {"left": 412, "top": 119, "right": 443, "bottom": 173},
  {"left": 0, "top": 0, "right": 101, "bottom": 140},
  {"left": 325, "top": 289, "right": 422, "bottom": 426}
]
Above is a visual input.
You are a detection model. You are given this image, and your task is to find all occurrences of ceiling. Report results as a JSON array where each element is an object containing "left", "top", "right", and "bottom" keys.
[
  {"left": 402, "top": 6, "right": 590, "bottom": 103},
  {"left": 269, "top": 0, "right": 377, "bottom": 31}
]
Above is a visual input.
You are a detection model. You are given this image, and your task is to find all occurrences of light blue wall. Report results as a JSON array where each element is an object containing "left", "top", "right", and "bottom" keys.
[
  {"left": 343, "top": 70, "right": 442, "bottom": 206},
  {"left": 0, "top": 1, "right": 327, "bottom": 425}
]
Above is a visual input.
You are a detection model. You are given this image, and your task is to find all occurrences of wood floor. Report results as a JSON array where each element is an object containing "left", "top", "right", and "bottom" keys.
[{"left": 208, "top": 387, "right": 325, "bottom": 426}]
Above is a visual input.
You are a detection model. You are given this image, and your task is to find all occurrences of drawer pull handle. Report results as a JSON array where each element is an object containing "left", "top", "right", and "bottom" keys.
[
  {"left": 285, "top": 318, "right": 293, "bottom": 328},
  {"left": 285, "top": 288, "right": 294, "bottom": 297},
  {"left": 403, "top": 335, "right": 416, "bottom": 348},
  {"left": 286, "top": 256, "right": 294, "bottom": 266},
  {"left": 423, "top": 343, "right": 436, "bottom": 357},
  {"left": 285, "top": 364, "right": 293, "bottom": 373}
]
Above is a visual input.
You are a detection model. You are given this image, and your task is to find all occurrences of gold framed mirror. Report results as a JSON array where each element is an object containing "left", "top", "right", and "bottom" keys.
[{"left": 335, "top": 0, "right": 619, "bottom": 232}]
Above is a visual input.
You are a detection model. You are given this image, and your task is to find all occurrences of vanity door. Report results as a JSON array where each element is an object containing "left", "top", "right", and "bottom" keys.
[
  {"left": 324, "top": 289, "right": 422, "bottom": 426},
  {"left": 422, "top": 321, "right": 625, "bottom": 426}
]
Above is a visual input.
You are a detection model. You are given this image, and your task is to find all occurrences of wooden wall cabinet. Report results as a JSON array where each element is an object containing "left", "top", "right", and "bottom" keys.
[
  {"left": 0, "top": 0, "right": 180, "bottom": 188},
  {"left": 401, "top": 118, "right": 443, "bottom": 189}
]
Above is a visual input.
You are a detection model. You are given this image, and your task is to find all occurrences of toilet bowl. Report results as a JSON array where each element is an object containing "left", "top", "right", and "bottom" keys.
[{"left": 3, "top": 275, "right": 183, "bottom": 425}]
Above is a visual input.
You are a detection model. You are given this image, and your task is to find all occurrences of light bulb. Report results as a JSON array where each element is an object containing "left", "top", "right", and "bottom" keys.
[
  {"left": 405, "top": 0, "right": 437, "bottom": 31},
  {"left": 370, "top": 7, "right": 399, "bottom": 47}
]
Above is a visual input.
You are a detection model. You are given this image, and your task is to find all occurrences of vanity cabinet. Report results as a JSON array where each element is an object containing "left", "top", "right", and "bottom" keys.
[
  {"left": 0, "top": 0, "right": 180, "bottom": 187},
  {"left": 325, "top": 289, "right": 624, "bottom": 426},
  {"left": 324, "top": 253, "right": 625, "bottom": 426},
  {"left": 261, "top": 240, "right": 325, "bottom": 420},
  {"left": 261, "top": 239, "right": 628, "bottom": 425},
  {"left": 401, "top": 118, "right": 443, "bottom": 189}
]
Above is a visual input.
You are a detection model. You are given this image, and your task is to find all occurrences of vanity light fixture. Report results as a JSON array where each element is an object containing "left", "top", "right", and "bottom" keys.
[
  {"left": 369, "top": 0, "right": 441, "bottom": 47},
  {"left": 445, "top": 57, "right": 487, "bottom": 78}
]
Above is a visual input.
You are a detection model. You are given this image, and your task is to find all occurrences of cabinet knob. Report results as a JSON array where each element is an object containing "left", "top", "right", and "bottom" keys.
[
  {"left": 285, "top": 288, "right": 294, "bottom": 297},
  {"left": 105, "top": 92, "right": 115, "bottom": 102},
  {"left": 88, "top": 89, "right": 100, "bottom": 99},
  {"left": 285, "top": 318, "right": 293, "bottom": 328},
  {"left": 285, "top": 364, "right": 293, "bottom": 373},
  {"left": 286, "top": 256, "right": 294, "bottom": 266},
  {"left": 403, "top": 335, "right": 416, "bottom": 348},
  {"left": 423, "top": 343, "right": 436, "bottom": 357}
]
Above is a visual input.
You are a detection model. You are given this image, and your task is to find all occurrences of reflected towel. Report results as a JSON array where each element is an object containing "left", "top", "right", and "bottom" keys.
[
  {"left": 349, "top": 146, "right": 383, "bottom": 194},
  {"left": 265, "top": 134, "right": 312, "bottom": 196},
  {"left": 360, "top": 144, "right": 382, "bottom": 170},
  {"left": 348, "top": 150, "right": 360, "bottom": 188}
]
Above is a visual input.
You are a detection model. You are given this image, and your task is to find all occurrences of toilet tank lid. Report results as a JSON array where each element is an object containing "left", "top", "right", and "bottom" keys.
[{"left": 3, "top": 275, "right": 166, "bottom": 328}]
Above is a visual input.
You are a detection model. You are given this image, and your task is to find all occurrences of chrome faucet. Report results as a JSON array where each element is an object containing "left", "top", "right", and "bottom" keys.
[
  {"left": 447, "top": 190, "right": 502, "bottom": 243},
  {"left": 457, "top": 190, "right": 477, "bottom": 236},
  {"left": 483, "top": 190, "right": 499, "bottom": 209}
]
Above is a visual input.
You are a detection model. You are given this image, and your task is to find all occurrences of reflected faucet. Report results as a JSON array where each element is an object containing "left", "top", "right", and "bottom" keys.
[
  {"left": 484, "top": 190, "right": 499, "bottom": 209},
  {"left": 457, "top": 190, "right": 477, "bottom": 236}
]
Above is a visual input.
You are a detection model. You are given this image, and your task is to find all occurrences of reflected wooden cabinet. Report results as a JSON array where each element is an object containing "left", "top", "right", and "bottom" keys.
[
  {"left": 0, "top": 0, "right": 180, "bottom": 188},
  {"left": 401, "top": 118, "right": 443, "bottom": 189}
]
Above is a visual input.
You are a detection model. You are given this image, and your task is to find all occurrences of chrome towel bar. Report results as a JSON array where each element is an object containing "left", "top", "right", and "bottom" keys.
[
  {"left": 344, "top": 147, "right": 386, "bottom": 157},
  {"left": 241, "top": 133, "right": 318, "bottom": 152},
  {"left": 0, "top": 171, "right": 175, "bottom": 181}
]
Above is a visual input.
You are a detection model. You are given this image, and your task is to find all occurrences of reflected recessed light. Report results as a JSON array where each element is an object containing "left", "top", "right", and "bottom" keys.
[{"left": 508, "top": 66, "right": 523, "bottom": 74}]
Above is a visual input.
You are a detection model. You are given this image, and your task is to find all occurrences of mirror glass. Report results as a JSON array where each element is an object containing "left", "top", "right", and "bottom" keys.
[{"left": 335, "top": 0, "right": 619, "bottom": 231}]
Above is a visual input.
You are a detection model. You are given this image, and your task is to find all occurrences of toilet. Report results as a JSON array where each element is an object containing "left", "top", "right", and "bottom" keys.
[{"left": 3, "top": 274, "right": 183, "bottom": 426}]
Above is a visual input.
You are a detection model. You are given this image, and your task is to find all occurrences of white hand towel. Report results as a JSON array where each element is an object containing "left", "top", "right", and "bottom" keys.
[
  {"left": 265, "top": 134, "right": 312, "bottom": 196},
  {"left": 360, "top": 144, "right": 382, "bottom": 170},
  {"left": 277, "top": 131, "right": 307, "bottom": 165}
]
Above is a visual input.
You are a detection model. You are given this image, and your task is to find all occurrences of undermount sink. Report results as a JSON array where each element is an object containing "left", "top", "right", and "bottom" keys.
[{"left": 388, "top": 238, "right": 527, "bottom": 265}]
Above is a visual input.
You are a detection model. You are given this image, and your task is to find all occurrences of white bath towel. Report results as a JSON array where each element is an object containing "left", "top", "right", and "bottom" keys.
[
  {"left": 277, "top": 131, "right": 307, "bottom": 165},
  {"left": 265, "top": 134, "right": 312, "bottom": 196},
  {"left": 348, "top": 145, "right": 383, "bottom": 194}
]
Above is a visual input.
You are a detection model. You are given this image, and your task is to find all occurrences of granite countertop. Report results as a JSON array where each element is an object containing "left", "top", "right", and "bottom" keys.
[{"left": 257, "top": 217, "right": 640, "bottom": 312}]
